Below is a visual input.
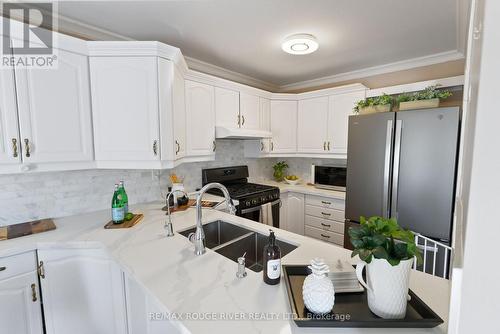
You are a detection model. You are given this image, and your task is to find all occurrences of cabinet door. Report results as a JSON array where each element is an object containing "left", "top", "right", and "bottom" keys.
[
  {"left": 286, "top": 192, "right": 305, "bottom": 235},
  {"left": 259, "top": 97, "right": 271, "bottom": 153},
  {"left": 90, "top": 57, "right": 160, "bottom": 161},
  {"left": 0, "top": 271, "right": 43, "bottom": 334},
  {"left": 240, "top": 92, "right": 260, "bottom": 130},
  {"left": 185, "top": 80, "right": 216, "bottom": 156},
  {"left": 15, "top": 49, "right": 93, "bottom": 163},
  {"left": 327, "top": 91, "right": 365, "bottom": 154},
  {"left": 215, "top": 87, "right": 239, "bottom": 128},
  {"left": 297, "top": 97, "right": 329, "bottom": 153},
  {"left": 38, "top": 248, "right": 127, "bottom": 334},
  {"left": 270, "top": 100, "right": 297, "bottom": 153},
  {"left": 172, "top": 68, "right": 186, "bottom": 159},
  {"left": 0, "top": 66, "right": 21, "bottom": 165}
]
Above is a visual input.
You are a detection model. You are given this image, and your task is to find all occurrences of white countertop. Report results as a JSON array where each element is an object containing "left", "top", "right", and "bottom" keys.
[
  {"left": 250, "top": 179, "right": 346, "bottom": 200},
  {"left": 0, "top": 200, "right": 449, "bottom": 334}
]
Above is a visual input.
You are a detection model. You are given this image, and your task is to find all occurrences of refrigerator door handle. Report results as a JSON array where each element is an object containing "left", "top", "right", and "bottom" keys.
[
  {"left": 382, "top": 120, "right": 393, "bottom": 218},
  {"left": 391, "top": 120, "right": 403, "bottom": 220}
]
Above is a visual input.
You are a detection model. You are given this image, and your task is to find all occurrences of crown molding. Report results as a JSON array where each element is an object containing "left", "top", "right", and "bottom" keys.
[
  {"left": 184, "top": 56, "right": 279, "bottom": 92},
  {"left": 278, "top": 50, "right": 465, "bottom": 92}
]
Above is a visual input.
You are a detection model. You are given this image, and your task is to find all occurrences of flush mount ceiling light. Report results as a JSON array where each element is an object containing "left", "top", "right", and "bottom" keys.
[{"left": 281, "top": 34, "right": 319, "bottom": 55}]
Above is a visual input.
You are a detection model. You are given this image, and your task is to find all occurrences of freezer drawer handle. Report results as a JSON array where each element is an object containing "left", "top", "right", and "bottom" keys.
[
  {"left": 320, "top": 233, "right": 330, "bottom": 238},
  {"left": 321, "top": 223, "right": 331, "bottom": 228}
]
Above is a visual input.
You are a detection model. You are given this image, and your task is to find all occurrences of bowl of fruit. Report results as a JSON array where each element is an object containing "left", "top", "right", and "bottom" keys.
[{"left": 284, "top": 175, "right": 300, "bottom": 185}]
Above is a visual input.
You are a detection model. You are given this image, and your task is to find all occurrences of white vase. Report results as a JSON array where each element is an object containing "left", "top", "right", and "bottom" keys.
[
  {"left": 356, "top": 258, "right": 413, "bottom": 319},
  {"left": 302, "top": 258, "right": 335, "bottom": 314}
]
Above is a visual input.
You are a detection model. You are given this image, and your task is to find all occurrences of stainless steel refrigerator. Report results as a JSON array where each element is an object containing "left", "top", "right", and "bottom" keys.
[{"left": 344, "top": 107, "right": 460, "bottom": 258}]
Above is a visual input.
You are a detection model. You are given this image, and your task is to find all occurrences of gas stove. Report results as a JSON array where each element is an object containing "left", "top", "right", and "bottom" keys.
[{"left": 201, "top": 166, "right": 281, "bottom": 226}]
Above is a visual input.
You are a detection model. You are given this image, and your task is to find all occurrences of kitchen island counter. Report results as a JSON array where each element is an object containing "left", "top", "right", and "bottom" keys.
[{"left": 0, "top": 202, "right": 450, "bottom": 334}]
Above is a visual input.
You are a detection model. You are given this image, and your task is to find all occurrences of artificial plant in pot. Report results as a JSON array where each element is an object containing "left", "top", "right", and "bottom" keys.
[
  {"left": 353, "top": 94, "right": 393, "bottom": 115},
  {"left": 272, "top": 161, "right": 288, "bottom": 182},
  {"left": 397, "top": 85, "right": 452, "bottom": 110},
  {"left": 349, "top": 216, "right": 422, "bottom": 319}
]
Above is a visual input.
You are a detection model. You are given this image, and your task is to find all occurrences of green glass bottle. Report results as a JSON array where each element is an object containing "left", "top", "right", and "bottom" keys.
[
  {"left": 112, "top": 184, "right": 125, "bottom": 224},
  {"left": 118, "top": 180, "right": 129, "bottom": 214}
]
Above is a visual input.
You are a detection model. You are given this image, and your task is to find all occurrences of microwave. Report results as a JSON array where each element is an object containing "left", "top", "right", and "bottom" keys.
[{"left": 311, "top": 165, "right": 347, "bottom": 192}]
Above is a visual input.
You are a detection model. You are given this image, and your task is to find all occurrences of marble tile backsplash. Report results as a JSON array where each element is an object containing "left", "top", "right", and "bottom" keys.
[{"left": 0, "top": 139, "right": 345, "bottom": 225}]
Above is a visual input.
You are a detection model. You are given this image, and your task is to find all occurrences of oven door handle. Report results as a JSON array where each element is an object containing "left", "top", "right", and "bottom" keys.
[{"left": 240, "top": 199, "right": 281, "bottom": 214}]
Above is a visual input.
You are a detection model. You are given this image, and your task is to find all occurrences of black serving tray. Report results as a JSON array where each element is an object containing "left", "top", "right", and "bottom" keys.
[{"left": 283, "top": 265, "right": 443, "bottom": 328}]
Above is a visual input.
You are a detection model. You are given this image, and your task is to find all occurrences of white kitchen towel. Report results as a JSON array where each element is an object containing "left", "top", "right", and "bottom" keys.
[{"left": 260, "top": 202, "right": 273, "bottom": 226}]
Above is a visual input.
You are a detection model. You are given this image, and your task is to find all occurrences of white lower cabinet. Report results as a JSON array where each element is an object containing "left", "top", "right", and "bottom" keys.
[
  {"left": 38, "top": 248, "right": 127, "bottom": 334},
  {"left": 0, "top": 251, "right": 43, "bottom": 334},
  {"left": 124, "top": 272, "right": 184, "bottom": 334},
  {"left": 304, "top": 194, "right": 345, "bottom": 247},
  {"left": 280, "top": 192, "right": 305, "bottom": 235}
]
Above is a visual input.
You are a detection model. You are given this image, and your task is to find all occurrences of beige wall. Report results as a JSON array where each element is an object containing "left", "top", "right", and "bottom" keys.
[{"left": 286, "top": 59, "right": 466, "bottom": 93}]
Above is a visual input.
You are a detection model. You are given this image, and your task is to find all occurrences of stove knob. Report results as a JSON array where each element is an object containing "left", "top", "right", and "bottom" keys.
[
  {"left": 261, "top": 196, "right": 267, "bottom": 202},
  {"left": 245, "top": 200, "right": 251, "bottom": 207},
  {"left": 251, "top": 199, "right": 258, "bottom": 205}
]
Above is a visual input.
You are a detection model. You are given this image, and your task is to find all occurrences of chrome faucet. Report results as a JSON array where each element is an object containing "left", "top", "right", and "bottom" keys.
[
  {"left": 189, "top": 182, "right": 236, "bottom": 255},
  {"left": 165, "top": 189, "right": 189, "bottom": 237}
]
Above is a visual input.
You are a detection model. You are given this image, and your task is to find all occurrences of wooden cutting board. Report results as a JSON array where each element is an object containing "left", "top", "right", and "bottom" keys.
[
  {"left": 0, "top": 219, "right": 56, "bottom": 241},
  {"left": 104, "top": 213, "right": 144, "bottom": 229},
  {"left": 162, "top": 199, "right": 219, "bottom": 214}
]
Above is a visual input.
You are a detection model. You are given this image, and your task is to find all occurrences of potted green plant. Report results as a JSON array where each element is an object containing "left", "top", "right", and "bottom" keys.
[
  {"left": 349, "top": 216, "right": 422, "bottom": 319},
  {"left": 353, "top": 94, "right": 392, "bottom": 114},
  {"left": 397, "top": 85, "right": 452, "bottom": 111},
  {"left": 272, "top": 161, "right": 288, "bottom": 182}
]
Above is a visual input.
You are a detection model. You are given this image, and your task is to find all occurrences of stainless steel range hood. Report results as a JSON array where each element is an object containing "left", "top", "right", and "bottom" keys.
[{"left": 215, "top": 126, "right": 272, "bottom": 139}]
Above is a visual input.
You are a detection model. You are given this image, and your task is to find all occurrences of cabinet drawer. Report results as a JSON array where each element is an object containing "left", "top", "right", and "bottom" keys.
[
  {"left": 305, "top": 195, "right": 345, "bottom": 210},
  {"left": 305, "top": 215, "right": 344, "bottom": 234},
  {"left": 0, "top": 251, "right": 37, "bottom": 281},
  {"left": 305, "top": 205, "right": 345, "bottom": 222},
  {"left": 305, "top": 226, "right": 344, "bottom": 246}
]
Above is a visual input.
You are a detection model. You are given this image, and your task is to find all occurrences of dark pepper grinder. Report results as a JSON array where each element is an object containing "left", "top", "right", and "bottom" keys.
[{"left": 263, "top": 229, "right": 281, "bottom": 285}]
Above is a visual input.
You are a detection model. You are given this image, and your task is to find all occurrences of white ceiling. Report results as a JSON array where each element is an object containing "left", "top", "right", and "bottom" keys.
[{"left": 51, "top": 0, "right": 467, "bottom": 89}]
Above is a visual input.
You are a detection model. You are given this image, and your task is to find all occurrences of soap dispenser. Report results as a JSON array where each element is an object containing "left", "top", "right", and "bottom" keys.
[{"left": 263, "top": 229, "right": 281, "bottom": 285}]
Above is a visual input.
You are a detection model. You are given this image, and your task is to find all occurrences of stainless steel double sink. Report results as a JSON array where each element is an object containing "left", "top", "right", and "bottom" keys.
[{"left": 179, "top": 220, "right": 298, "bottom": 272}]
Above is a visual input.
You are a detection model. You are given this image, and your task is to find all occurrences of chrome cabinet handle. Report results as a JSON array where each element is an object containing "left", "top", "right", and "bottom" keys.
[
  {"left": 261, "top": 141, "right": 264, "bottom": 151},
  {"left": 327, "top": 141, "right": 330, "bottom": 150},
  {"left": 0, "top": 266, "right": 6, "bottom": 272},
  {"left": 323, "top": 141, "right": 326, "bottom": 150},
  {"left": 24, "top": 138, "right": 31, "bottom": 157},
  {"left": 153, "top": 140, "right": 158, "bottom": 156},
  {"left": 37, "top": 261, "right": 45, "bottom": 279},
  {"left": 320, "top": 233, "right": 330, "bottom": 239},
  {"left": 212, "top": 140, "right": 216, "bottom": 152},
  {"left": 241, "top": 115, "right": 245, "bottom": 126},
  {"left": 321, "top": 223, "right": 331, "bottom": 228},
  {"left": 321, "top": 201, "right": 331, "bottom": 205},
  {"left": 175, "top": 140, "right": 180, "bottom": 155},
  {"left": 12, "top": 138, "right": 18, "bottom": 157},
  {"left": 270, "top": 142, "right": 274, "bottom": 151},
  {"left": 31, "top": 284, "right": 37, "bottom": 302},
  {"left": 321, "top": 212, "right": 331, "bottom": 216}
]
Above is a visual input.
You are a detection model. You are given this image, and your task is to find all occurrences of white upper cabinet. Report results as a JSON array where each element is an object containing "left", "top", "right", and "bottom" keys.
[
  {"left": 15, "top": 49, "right": 93, "bottom": 164},
  {"left": 259, "top": 97, "right": 271, "bottom": 152},
  {"left": 172, "top": 67, "right": 186, "bottom": 159},
  {"left": 90, "top": 56, "right": 160, "bottom": 162},
  {"left": 297, "top": 97, "right": 329, "bottom": 153},
  {"left": 215, "top": 87, "right": 239, "bottom": 128},
  {"left": 185, "top": 80, "right": 216, "bottom": 157},
  {"left": 239, "top": 92, "right": 260, "bottom": 130},
  {"left": 0, "top": 67, "right": 21, "bottom": 165},
  {"left": 270, "top": 100, "right": 297, "bottom": 153},
  {"left": 327, "top": 90, "right": 365, "bottom": 154}
]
